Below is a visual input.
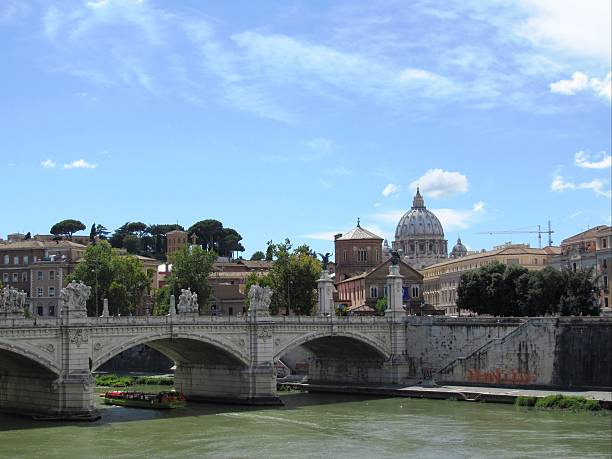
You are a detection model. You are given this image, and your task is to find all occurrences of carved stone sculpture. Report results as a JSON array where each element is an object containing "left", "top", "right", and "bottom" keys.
[
  {"left": 178, "top": 288, "right": 199, "bottom": 314},
  {"left": 0, "top": 286, "right": 27, "bottom": 315},
  {"left": 248, "top": 285, "right": 272, "bottom": 318},
  {"left": 60, "top": 281, "right": 91, "bottom": 312}
]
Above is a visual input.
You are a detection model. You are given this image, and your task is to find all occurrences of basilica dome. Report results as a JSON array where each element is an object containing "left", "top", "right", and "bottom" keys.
[
  {"left": 450, "top": 237, "right": 468, "bottom": 258},
  {"left": 392, "top": 188, "right": 448, "bottom": 270},
  {"left": 394, "top": 188, "right": 444, "bottom": 239}
]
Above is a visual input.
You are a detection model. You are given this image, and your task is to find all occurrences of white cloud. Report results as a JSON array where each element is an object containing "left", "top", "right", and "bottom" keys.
[
  {"left": 409, "top": 169, "right": 469, "bottom": 198},
  {"left": 551, "top": 175, "right": 611, "bottom": 198},
  {"left": 516, "top": 0, "right": 611, "bottom": 64},
  {"left": 63, "top": 159, "right": 98, "bottom": 169},
  {"left": 550, "top": 72, "right": 611, "bottom": 101},
  {"left": 575, "top": 151, "right": 611, "bottom": 169},
  {"left": 41, "top": 159, "right": 56, "bottom": 169},
  {"left": 473, "top": 201, "right": 485, "bottom": 212},
  {"left": 327, "top": 167, "right": 352, "bottom": 176},
  {"left": 382, "top": 183, "right": 399, "bottom": 197},
  {"left": 301, "top": 231, "right": 341, "bottom": 241}
]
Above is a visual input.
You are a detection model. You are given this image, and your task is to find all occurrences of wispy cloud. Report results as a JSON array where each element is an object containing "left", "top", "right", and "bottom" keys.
[
  {"left": 550, "top": 72, "right": 611, "bottom": 102},
  {"left": 301, "top": 231, "right": 341, "bottom": 241},
  {"left": 574, "top": 151, "right": 611, "bottom": 169},
  {"left": 63, "top": 159, "right": 98, "bottom": 169},
  {"left": 409, "top": 169, "right": 469, "bottom": 198},
  {"left": 41, "top": 158, "right": 56, "bottom": 169},
  {"left": 382, "top": 183, "right": 399, "bottom": 197},
  {"left": 551, "top": 176, "right": 611, "bottom": 198}
]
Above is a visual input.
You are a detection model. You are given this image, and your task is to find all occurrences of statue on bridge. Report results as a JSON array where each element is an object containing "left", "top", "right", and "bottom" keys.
[
  {"left": 60, "top": 281, "right": 91, "bottom": 311},
  {"left": 248, "top": 285, "right": 272, "bottom": 319},
  {"left": 0, "top": 286, "right": 27, "bottom": 315},
  {"left": 178, "top": 288, "right": 199, "bottom": 314}
]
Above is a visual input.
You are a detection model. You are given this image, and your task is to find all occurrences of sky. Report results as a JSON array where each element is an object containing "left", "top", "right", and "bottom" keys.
[{"left": 0, "top": 0, "right": 610, "bottom": 257}]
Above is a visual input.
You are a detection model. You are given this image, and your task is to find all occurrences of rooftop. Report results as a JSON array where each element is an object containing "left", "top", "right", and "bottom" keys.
[{"left": 336, "top": 220, "right": 383, "bottom": 241}]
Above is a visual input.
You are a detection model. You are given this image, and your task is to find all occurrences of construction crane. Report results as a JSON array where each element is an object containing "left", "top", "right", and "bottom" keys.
[{"left": 477, "top": 221, "right": 554, "bottom": 248}]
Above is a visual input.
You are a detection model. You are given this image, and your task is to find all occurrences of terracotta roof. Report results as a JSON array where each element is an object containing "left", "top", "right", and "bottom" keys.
[
  {"left": 561, "top": 225, "right": 611, "bottom": 244},
  {"left": 239, "top": 260, "right": 274, "bottom": 269},
  {"left": 422, "top": 245, "right": 555, "bottom": 270},
  {"left": 0, "top": 240, "right": 87, "bottom": 250},
  {"left": 337, "top": 225, "right": 383, "bottom": 241}
]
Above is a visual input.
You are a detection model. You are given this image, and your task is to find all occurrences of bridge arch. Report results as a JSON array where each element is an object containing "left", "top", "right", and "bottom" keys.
[
  {"left": 0, "top": 340, "right": 60, "bottom": 376},
  {"left": 91, "top": 331, "right": 249, "bottom": 371},
  {"left": 275, "top": 331, "right": 390, "bottom": 362}
]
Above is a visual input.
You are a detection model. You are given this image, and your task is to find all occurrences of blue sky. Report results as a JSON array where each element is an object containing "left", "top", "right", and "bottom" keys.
[{"left": 1, "top": 0, "right": 610, "bottom": 256}]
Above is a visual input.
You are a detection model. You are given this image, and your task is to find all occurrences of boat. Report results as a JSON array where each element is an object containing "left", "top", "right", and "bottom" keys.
[{"left": 101, "top": 390, "right": 186, "bottom": 409}]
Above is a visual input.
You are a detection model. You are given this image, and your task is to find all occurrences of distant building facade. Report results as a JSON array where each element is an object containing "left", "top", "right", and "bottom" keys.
[
  {"left": 166, "top": 230, "right": 188, "bottom": 256},
  {"left": 421, "top": 243, "right": 560, "bottom": 315},
  {"left": 549, "top": 225, "right": 611, "bottom": 309},
  {"left": 336, "top": 258, "right": 423, "bottom": 314},
  {"left": 334, "top": 221, "right": 384, "bottom": 281},
  {"left": 0, "top": 240, "right": 86, "bottom": 316}
]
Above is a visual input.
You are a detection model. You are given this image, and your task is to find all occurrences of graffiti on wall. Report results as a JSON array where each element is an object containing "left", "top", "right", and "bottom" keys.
[{"left": 467, "top": 368, "right": 537, "bottom": 385}]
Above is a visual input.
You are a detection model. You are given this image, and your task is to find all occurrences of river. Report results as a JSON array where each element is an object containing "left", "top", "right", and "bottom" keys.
[{"left": 0, "top": 386, "right": 610, "bottom": 458}]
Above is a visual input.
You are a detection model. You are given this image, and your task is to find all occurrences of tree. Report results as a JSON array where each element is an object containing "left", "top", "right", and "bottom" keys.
[
  {"left": 50, "top": 219, "right": 86, "bottom": 240},
  {"left": 89, "top": 223, "right": 96, "bottom": 244},
  {"left": 265, "top": 240, "right": 274, "bottom": 261},
  {"left": 189, "top": 220, "right": 223, "bottom": 252},
  {"left": 559, "top": 268, "right": 599, "bottom": 316},
  {"left": 66, "top": 241, "right": 149, "bottom": 316},
  {"left": 66, "top": 241, "right": 115, "bottom": 315},
  {"left": 147, "top": 224, "right": 184, "bottom": 260},
  {"left": 375, "top": 297, "right": 387, "bottom": 315},
  {"left": 95, "top": 224, "right": 110, "bottom": 240},
  {"left": 250, "top": 251, "right": 266, "bottom": 261},
  {"left": 457, "top": 262, "right": 601, "bottom": 317},
  {"left": 167, "top": 246, "right": 216, "bottom": 313},
  {"left": 267, "top": 239, "right": 321, "bottom": 316},
  {"left": 152, "top": 285, "right": 171, "bottom": 315},
  {"left": 122, "top": 234, "right": 140, "bottom": 254},
  {"left": 109, "top": 222, "right": 130, "bottom": 248}
]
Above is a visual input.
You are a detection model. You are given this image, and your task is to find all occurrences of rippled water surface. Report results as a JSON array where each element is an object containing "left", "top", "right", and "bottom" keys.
[{"left": 0, "top": 388, "right": 610, "bottom": 458}]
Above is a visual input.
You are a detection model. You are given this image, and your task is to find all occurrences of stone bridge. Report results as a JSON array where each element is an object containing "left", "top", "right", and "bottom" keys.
[{"left": 0, "top": 272, "right": 411, "bottom": 420}]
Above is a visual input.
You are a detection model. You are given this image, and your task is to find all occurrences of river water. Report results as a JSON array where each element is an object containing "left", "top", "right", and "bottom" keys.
[{"left": 0, "top": 386, "right": 610, "bottom": 458}]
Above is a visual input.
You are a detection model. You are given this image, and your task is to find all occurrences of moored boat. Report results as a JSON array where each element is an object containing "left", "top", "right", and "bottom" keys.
[{"left": 101, "top": 390, "right": 186, "bottom": 409}]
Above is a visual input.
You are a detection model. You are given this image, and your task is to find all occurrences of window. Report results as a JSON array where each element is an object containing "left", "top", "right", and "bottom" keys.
[
  {"left": 343, "top": 250, "right": 347, "bottom": 261},
  {"left": 37, "top": 287, "right": 43, "bottom": 297},
  {"left": 23, "top": 256, "right": 29, "bottom": 265},
  {"left": 603, "top": 259, "right": 608, "bottom": 269},
  {"left": 412, "top": 286, "right": 420, "bottom": 298},
  {"left": 603, "top": 238, "right": 608, "bottom": 249},
  {"left": 37, "top": 305, "right": 44, "bottom": 316},
  {"left": 22, "top": 272, "right": 28, "bottom": 282},
  {"left": 358, "top": 248, "right": 368, "bottom": 262},
  {"left": 573, "top": 262, "right": 577, "bottom": 272},
  {"left": 3, "top": 255, "right": 8, "bottom": 265},
  {"left": 370, "top": 286, "right": 378, "bottom": 298},
  {"left": 48, "top": 305, "right": 55, "bottom": 316},
  {"left": 49, "top": 287, "right": 55, "bottom": 297},
  {"left": 13, "top": 256, "right": 18, "bottom": 265},
  {"left": 37, "top": 271, "right": 43, "bottom": 281},
  {"left": 2, "top": 273, "right": 7, "bottom": 283},
  {"left": 228, "top": 307, "right": 233, "bottom": 316},
  {"left": 604, "top": 276, "right": 608, "bottom": 289},
  {"left": 12, "top": 273, "right": 18, "bottom": 282},
  {"left": 49, "top": 271, "right": 55, "bottom": 281}
]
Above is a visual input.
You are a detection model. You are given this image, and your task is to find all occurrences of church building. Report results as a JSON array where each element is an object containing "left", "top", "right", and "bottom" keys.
[{"left": 393, "top": 188, "right": 448, "bottom": 270}]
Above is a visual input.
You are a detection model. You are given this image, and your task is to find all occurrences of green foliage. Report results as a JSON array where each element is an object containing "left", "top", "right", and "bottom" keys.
[
  {"left": 122, "top": 234, "right": 141, "bottom": 254},
  {"left": 457, "top": 263, "right": 599, "bottom": 317},
  {"left": 265, "top": 240, "right": 274, "bottom": 261},
  {"left": 167, "top": 246, "right": 216, "bottom": 312},
  {"left": 50, "top": 219, "right": 86, "bottom": 240},
  {"left": 375, "top": 297, "right": 387, "bottom": 315},
  {"left": 188, "top": 220, "right": 245, "bottom": 258},
  {"left": 153, "top": 285, "right": 171, "bottom": 316},
  {"left": 515, "top": 396, "right": 537, "bottom": 407},
  {"left": 267, "top": 239, "right": 321, "bottom": 315},
  {"left": 250, "top": 250, "right": 266, "bottom": 261},
  {"left": 95, "top": 374, "right": 174, "bottom": 387},
  {"left": 534, "top": 394, "right": 601, "bottom": 411},
  {"left": 66, "top": 241, "right": 148, "bottom": 316}
]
